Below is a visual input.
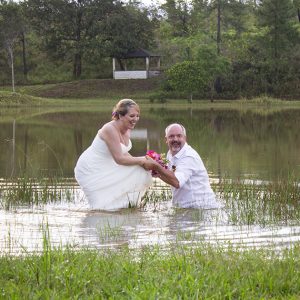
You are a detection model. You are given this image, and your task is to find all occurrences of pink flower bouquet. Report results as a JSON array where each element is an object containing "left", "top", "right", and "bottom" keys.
[{"left": 146, "top": 150, "right": 169, "bottom": 177}]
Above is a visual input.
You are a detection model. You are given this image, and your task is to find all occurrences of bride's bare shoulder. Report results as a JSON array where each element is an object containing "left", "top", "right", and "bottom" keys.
[{"left": 98, "top": 121, "right": 116, "bottom": 137}]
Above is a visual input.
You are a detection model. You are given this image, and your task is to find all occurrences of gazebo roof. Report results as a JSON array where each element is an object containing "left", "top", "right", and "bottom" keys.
[{"left": 118, "top": 48, "right": 160, "bottom": 59}]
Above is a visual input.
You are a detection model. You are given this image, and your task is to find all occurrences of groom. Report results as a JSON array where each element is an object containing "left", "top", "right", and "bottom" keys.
[{"left": 145, "top": 123, "right": 221, "bottom": 209}]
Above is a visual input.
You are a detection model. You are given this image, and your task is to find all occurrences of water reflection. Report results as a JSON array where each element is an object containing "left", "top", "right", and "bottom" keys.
[
  {"left": 1, "top": 106, "right": 300, "bottom": 254},
  {"left": 1, "top": 188, "right": 300, "bottom": 255},
  {"left": 1, "top": 107, "right": 300, "bottom": 179}
]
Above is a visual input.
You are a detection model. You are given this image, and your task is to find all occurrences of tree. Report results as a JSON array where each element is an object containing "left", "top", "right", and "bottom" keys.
[
  {"left": 24, "top": 0, "right": 156, "bottom": 79},
  {"left": 0, "top": 1, "right": 25, "bottom": 92},
  {"left": 24, "top": 0, "right": 118, "bottom": 78},
  {"left": 167, "top": 45, "right": 229, "bottom": 102},
  {"left": 257, "top": 0, "right": 297, "bottom": 59},
  {"left": 167, "top": 61, "right": 205, "bottom": 102},
  {"left": 292, "top": 0, "right": 300, "bottom": 22},
  {"left": 101, "top": 4, "right": 155, "bottom": 59},
  {"left": 207, "top": 0, "right": 252, "bottom": 93},
  {"left": 256, "top": 0, "right": 300, "bottom": 94},
  {"left": 161, "top": 0, "right": 190, "bottom": 37}
]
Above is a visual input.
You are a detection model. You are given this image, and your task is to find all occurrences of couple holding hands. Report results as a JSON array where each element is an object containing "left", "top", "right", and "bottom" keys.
[{"left": 74, "top": 99, "right": 221, "bottom": 211}]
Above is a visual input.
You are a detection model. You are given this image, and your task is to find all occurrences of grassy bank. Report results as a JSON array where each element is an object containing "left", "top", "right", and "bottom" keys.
[
  {"left": 0, "top": 91, "right": 46, "bottom": 106},
  {"left": 1, "top": 243, "right": 300, "bottom": 299},
  {"left": 1, "top": 79, "right": 300, "bottom": 108},
  {"left": 1, "top": 78, "right": 161, "bottom": 100},
  {"left": 2, "top": 91, "right": 300, "bottom": 114}
]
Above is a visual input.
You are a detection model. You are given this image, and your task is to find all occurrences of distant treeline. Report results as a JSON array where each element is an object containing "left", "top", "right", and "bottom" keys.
[{"left": 0, "top": 0, "right": 299, "bottom": 99}]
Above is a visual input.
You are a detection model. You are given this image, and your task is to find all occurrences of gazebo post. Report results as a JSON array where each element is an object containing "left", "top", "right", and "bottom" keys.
[
  {"left": 146, "top": 57, "right": 149, "bottom": 78},
  {"left": 112, "top": 49, "right": 160, "bottom": 79}
]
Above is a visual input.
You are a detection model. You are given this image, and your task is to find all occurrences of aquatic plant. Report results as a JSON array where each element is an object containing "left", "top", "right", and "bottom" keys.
[
  {"left": 140, "top": 181, "right": 172, "bottom": 211},
  {"left": 217, "top": 176, "right": 300, "bottom": 226},
  {"left": 96, "top": 221, "right": 126, "bottom": 243},
  {"left": 0, "top": 177, "right": 75, "bottom": 210}
]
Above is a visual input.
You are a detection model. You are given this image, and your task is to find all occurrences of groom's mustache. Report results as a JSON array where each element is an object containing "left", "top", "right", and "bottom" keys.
[{"left": 171, "top": 141, "right": 181, "bottom": 146}]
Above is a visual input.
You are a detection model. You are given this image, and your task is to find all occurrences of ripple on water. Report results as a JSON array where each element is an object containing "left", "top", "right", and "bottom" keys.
[{"left": 1, "top": 188, "right": 300, "bottom": 255}]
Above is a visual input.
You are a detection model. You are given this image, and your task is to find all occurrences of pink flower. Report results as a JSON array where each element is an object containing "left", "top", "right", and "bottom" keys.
[{"left": 146, "top": 150, "right": 169, "bottom": 177}]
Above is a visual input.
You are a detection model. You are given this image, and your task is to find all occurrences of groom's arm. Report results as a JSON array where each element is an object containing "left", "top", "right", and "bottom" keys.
[
  {"left": 156, "top": 166, "right": 180, "bottom": 188},
  {"left": 143, "top": 159, "right": 179, "bottom": 188}
]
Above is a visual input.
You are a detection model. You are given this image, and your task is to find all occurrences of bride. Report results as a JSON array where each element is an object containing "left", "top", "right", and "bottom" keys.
[{"left": 74, "top": 99, "right": 152, "bottom": 210}]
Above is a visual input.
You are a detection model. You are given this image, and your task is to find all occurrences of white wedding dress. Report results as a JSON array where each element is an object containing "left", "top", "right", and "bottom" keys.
[{"left": 74, "top": 134, "right": 152, "bottom": 210}]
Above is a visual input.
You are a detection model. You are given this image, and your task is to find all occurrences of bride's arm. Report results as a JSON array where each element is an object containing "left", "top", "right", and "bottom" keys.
[{"left": 99, "top": 124, "right": 146, "bottom": 167}]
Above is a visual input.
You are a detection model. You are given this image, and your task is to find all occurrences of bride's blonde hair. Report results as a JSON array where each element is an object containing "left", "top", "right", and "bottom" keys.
[{"left": 112, "top": 99, "right": 140, "bottom": 120}]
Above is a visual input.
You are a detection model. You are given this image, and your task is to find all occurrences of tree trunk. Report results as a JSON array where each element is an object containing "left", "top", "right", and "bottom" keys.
[
  {"left": 210, "top": 82, "right": 214, "bottom": 102},
  {"left": 8, "top": 44, "right": 15, "bottom": 93},
  {"left": 117, "top": 58, "right": 125, "bottom": 71},
  {"left": 20, "top": 31, "right": 28, "bottom": 79},
  {"left": 214, "top": 77, "right": 222, "bottom": 94},
  {"left": 73, "top": 52, "right": 82, "bottom": 78}
]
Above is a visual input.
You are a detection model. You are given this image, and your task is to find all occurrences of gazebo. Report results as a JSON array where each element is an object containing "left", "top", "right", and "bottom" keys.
[{"left": 112, "top": 48, "right": 161, "bottom": 79}]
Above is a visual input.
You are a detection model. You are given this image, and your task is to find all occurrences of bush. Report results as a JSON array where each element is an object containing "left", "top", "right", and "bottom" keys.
[{"left": 148, "top": 91, "right": 168, "bottom": 103}]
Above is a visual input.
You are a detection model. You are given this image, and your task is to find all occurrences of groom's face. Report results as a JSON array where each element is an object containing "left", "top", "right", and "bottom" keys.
[{"left": 165, "top": 125, "right": 186, "bottom": 155}]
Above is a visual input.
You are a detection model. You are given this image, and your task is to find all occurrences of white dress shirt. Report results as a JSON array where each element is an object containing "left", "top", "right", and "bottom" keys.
[{"left": 167, "top": 143, "right": 221, "bottom": 209}]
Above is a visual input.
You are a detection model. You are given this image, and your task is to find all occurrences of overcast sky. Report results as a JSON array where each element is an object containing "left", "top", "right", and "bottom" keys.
[
  {"left": 142, "top": 0, "right": 165, "bottom": 4},
  {"left": 11, "top": 0, "right": 167, "bottom": 7},
  {"left": 133, "top": 0, "right": 166, "bottom": 7}
]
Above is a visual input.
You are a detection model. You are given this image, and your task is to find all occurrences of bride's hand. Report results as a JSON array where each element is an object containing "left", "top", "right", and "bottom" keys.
[{"left": 142, "top": 156, "right": 159, "bottom": 170}]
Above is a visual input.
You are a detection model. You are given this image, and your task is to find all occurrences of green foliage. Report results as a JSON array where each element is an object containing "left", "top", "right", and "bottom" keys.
[
  {"left": 0, "top": 0, "right": 299, "bottom": 99},
  {"left": 161, "top": 0, "right": 190, "bottom": 37},
  {"left": 148, "top": 91, "right": 168, "bottom": 103},
  {"left": 0, "top": 177, "right": 74, "bottom": 210},
  {"left": 0, "top": 1, "right": 24, "bottom": 45},
  {"left": 219, "top": 176, "right": 300, "bottom": 226},
  {"left": 23, "top": 0, "right": 156, "bottom": 79},
  {"left": 0, "top": 90, "right": 42, "bottom": 106},
  {"left": 1, "top": 245, "right": 300, "bottom": 298},
  {"left": 257, "top": 0, "right": 298, "bottom": 55},
  {"left": 166, "top": 46, "right": 230, "bottom": 100},
  {"left": 167, "top": 60, "right": 206, "bottom": 101},
  {"left": 0, "top": 1, "right": 26, "bottom": 91},
  {"left": 252, "top": 0, "right": 300, "bottom": 96},
  {"left": 24, "top": 0, "right": 118, "bottom": 78},
  {"left": 102, "top": 4, "right": 155, "bottom": 58}
]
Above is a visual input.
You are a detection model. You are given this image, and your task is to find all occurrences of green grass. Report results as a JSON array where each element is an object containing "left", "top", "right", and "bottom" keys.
[
  {"left": 1, "top": 175, "right": 300, "bottom": 298},
  {"left": 11, "top": 78, "right": 161, "bottom": 99},
  {"left": 0, "top": 177, "right": 75, "bottom": 210},
  {"left": 0, "top": 177, "right": 172, "bottom": 211},
  {"left": 140, "top": 182, "right": 172, "bottom": 211},
  {"left": 1, "top": 242, "right": 300, "bottom": 299},
  {"left": 1, "top": 79, "right": 300, "bottom": 109},
  {"left": 2, "top": 175, "right": 300, "bottom": 228},
  {"left": 217, "top": 176, "right": 300, "bottom": 226},
  {"left": 0, "top": 91, "right": 45, "bottom": 106}
]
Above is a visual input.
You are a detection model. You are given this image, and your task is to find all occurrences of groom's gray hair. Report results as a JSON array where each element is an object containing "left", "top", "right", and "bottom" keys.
[{"left": 165, "top": 123, "right": 186, "bottom": 137}]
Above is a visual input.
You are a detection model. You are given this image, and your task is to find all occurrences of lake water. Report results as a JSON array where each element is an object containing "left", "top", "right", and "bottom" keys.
[{"left": 1, "top": 105, "right": 300, "bottom": 254}]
